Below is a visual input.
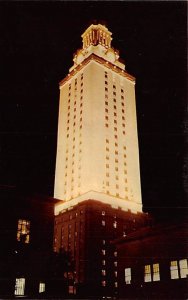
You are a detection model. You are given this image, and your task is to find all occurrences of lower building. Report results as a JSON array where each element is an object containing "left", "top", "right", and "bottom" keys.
[
  {"left": 114, "top": 221, "right": 188, "bottom": 299},
  {"left": 0, "top": 187, "right": 56, "bottom": 298},
  {"left": 54, "top": 199, "right": 150, "bottom": 297}
]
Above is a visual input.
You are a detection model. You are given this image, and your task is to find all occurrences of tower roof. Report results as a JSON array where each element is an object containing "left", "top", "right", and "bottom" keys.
[{"left": 70, "top": 23, "right": 125, "bottom": 72}]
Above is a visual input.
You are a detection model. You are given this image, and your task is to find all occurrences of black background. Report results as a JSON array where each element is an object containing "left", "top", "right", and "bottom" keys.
[{"left": 0, "top": 1, "right": 187, "bottom": 220}]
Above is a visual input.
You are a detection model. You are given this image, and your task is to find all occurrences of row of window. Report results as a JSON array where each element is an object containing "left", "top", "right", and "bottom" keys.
[
  {"left": 101, "top": 220, "right": 117, "bottom": 228},
  {"left": 65, "top": 75, "right": 84, "bottom": 196},
  {"left": 124, "top": 259, "right": 188, "bottom": 285},
  {"left": 101, "top": 260, "right": 118, "bottom": 267},
  {"left": 104, "top": 73, "right": 126, "bottom": 137},
  {"left": 15, "top": 278, "right": 45, "bottom": 296},
  {"left": 104, "top": 75, "right": 128, "bottom": 197},
  {"left": 101, "top": 280, "right": 118, "bottom": 288},
  {"left": 101, "top": 249, "right": 117, "bottom": 257}
]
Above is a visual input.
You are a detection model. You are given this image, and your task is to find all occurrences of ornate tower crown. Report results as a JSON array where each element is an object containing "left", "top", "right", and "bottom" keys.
[
  {"left": 81, "top": 24, "right": 112, "bottom": 49},
  {"left": 70, "top": 23, "right": 125, "bottom": 72}
]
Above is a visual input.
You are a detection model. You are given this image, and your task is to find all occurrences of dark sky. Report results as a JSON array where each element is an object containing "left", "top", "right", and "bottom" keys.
[{"left": 0, "top": 1, "right": 187, "bottom": 219}]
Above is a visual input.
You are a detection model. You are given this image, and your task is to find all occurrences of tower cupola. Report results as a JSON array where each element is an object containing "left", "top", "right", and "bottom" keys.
[{"left": 82, "top": 24, "right": 112, "bottom": 49}]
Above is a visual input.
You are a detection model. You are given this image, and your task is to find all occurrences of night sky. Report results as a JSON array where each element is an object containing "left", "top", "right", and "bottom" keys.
[{"left": 0, "top": 1, "right": 187, "bottom": 219}]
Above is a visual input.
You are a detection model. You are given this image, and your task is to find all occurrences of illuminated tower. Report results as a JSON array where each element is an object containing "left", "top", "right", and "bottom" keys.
[{"left": 54, "top": 24, "right": 142, "bottom": 214}]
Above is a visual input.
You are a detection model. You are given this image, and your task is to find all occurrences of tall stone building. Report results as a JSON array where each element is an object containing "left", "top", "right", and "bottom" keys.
[{"left": 54, "top": 23, "right": 149, "bottom": 297}]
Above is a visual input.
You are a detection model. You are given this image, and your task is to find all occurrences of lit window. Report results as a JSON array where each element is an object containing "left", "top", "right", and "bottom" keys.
[
  {"left": 102, "top": 211, "right": 105, "bottom": 216},
  {"left": 153, "top": 263, "right": 160, "bottom": 281},
  {"left": 17, "top": 219, "right": 30, "bottom": 243},
  {"left": 125, "top": 268, "right": 131, "bottom": 284},
  {"left": 179, "top": 259, "right": 188, "bottom": 278},
  {"left": 14, "top": 278, "right": 25, "bottom": 295},
  {"left": 101, "top": 280, "right": 106, "bottom": 287},
  {"left": 102, "top": 270, "right": 106, "bottom": 276},
  {"left": 69, "top": 286, "right": 74, "bottom": 294},
  {"left": 102, "top": 220, "right": 106, "bottom": 226},
  {"left": 39, "top": 282, "right": 45, "bottom": 293},
  {"left": 114, "top": 261, "right": 118, "bottom": 267},
  {"left": 113, "top": 221, "right": 117, "bottom": 228},
  {"left": 102, "top": 240, "right": 106, "bottom": 245},
  {"left": 114, "top": 251, "right": 117, "bottom": 257},
  {"left": 102, "top": 249, "right": 106, "bottom": 256},
  {"left": 144, "top": 265, "right": 152, "bottom": 282},
  {"left": 170, "top": 261, "right": 179, "bottom": 279},
  {"left": 115, "top": 282, "right": 118, "bottom": 288},
  {"left": 114, "top": 271, "right": 118, "bottom": 277},
  {"left": 102, "top": 260, "right": 106, "bottom": 266}
]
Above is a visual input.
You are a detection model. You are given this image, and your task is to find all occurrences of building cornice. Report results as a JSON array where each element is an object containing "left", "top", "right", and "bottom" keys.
[{"left": 59, "top": 53, "right": 135, "bottom": 88}]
